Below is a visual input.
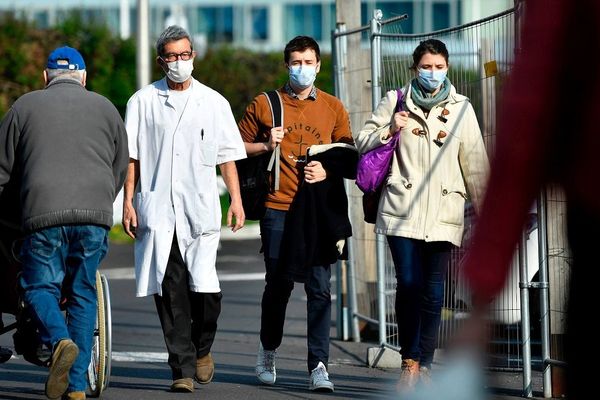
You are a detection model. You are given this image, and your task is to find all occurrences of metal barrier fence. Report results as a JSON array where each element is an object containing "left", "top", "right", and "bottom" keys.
[{"left": 333, "top": 4, "right": 570, "bottom": 398}]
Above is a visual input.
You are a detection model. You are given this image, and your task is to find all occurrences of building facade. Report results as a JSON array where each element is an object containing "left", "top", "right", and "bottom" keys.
[{"left": 1, "top": 0, "right": 513, "bottom": 53}]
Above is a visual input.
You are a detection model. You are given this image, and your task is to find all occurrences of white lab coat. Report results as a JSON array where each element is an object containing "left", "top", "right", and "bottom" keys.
[{"left": 125, "top": 78, "right": 246, "bottom": 297}]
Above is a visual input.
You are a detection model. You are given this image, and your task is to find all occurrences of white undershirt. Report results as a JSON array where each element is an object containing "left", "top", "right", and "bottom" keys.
[{"left": 168, "top": 86, "right": 192, "bottom": 121}]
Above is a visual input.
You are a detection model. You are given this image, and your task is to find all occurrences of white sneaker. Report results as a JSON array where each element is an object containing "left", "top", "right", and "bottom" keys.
[
  {"left": 309, "top": 361, "right": 334, "bottom": 392},
  {"left": 255, "top": 343, "right": 277, "bottom": 385}
]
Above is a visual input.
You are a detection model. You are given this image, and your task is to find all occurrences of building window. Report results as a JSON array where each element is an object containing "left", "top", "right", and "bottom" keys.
[
  {"left": 284, "top": 5, "right": 323, "bottom": 41},
  {"left": 32, "top": 11, "right": 49, "bottom": 28},
  {"left": 197, "top": 6, "right": 233, "bottom": 43},
  {"left": 251, "top": 7, "right": 268, "bottom": 40},
  {"left": 433, "top": 2, "right": 450, "bottom": 30}
]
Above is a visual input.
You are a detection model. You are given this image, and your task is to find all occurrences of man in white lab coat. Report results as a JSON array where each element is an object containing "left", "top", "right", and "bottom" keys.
[{"left": 122, "top": 25, "right": 246, "bottom": 393}]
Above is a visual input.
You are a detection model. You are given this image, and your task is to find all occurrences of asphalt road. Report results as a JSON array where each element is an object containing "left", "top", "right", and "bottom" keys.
[{"left": 0, "top": 228, "right": 549, "bottom": 399}]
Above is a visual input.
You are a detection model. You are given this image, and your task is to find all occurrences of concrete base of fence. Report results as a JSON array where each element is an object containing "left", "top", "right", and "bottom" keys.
[
  {"left": 367, "top": 346, "right": 403, "bottom": 368},
  {"left": 367, "top": 347, "right": 445, "bottom": 368}
]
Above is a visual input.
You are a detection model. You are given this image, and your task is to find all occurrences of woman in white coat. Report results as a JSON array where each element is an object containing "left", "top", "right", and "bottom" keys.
[{"left": 356, "top": 39, "right": 488, "bottom": 390}]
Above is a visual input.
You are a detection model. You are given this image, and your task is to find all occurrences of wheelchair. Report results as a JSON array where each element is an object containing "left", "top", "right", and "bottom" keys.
[{"left": 0, "top": 219, "right": 112, "bottom": 397}]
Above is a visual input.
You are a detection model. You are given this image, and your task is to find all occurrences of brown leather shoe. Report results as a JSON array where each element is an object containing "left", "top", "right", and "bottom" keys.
[
  {"left": 45, "top": 339, "right": 79, "bottom": 399},
  {"left": 396, "top": 358, "right": 420, "bottom": 392},
  {"left": 195, "top": 353, "right": 214, "bottom": 384},
  {"left": 62, "top": 391, "right": 86, "bottom": 400},
  {"left": 170, "top": 377, "right": 194, "bottom": 392}
]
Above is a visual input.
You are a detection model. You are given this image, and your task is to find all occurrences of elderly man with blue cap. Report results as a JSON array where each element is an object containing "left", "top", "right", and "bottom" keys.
[{"left": 0, "top": 46, "right": 129, "bottom": 400}]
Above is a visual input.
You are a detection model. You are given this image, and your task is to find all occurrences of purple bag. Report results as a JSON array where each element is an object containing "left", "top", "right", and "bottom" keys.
[{"left": 356, "top": 89, "right": 404, "bottom": 193}]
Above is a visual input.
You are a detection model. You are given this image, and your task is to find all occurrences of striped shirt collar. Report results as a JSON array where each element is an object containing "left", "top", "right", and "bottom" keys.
[{"left": 284, "top": 82, "right": 318, "bottom": 100}]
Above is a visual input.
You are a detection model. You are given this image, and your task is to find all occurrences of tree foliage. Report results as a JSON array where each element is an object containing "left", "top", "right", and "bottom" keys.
[
  {"left": 193, "top": 46, "right": 333, "bottom": 121},
  {"left": 0, "top": 12, "right": 334, "bottom": 122},
  {"left": 0, "top": 12, "right": 136, "bottom": 117},
  {"left": 0, "top": 14, "right": 56, "bottom": 114}
]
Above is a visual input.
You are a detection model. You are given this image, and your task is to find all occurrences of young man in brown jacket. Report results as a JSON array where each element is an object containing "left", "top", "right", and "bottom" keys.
[{"left": 238, "top": 36, "right": 354, "bottom": 392}]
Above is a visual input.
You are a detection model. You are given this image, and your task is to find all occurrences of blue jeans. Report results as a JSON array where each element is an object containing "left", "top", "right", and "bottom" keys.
[
  {"left": 259, "top": 208, "right": 332, "bottom": 372},
  {"left": 387, "top": 236, "right": 452, "bottom": 367},
  {"left": 19, "top": 225, "right": 108, "bottom": 392}
]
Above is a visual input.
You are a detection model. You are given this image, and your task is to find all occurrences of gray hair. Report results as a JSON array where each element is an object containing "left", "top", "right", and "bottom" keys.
[
  {"left": 46, "top": 69, "right": 85, "bottom": 83},
  {"left": 156, "top": 25, "right": 193, "bottom": 57}
]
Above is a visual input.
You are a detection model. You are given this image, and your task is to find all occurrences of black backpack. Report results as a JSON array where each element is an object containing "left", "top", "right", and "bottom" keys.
[{"left": 235, "top": 90, "right": 283, "bottom": 220}]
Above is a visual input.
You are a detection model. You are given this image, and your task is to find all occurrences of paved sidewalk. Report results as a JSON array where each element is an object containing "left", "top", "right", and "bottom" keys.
[{"left": 212, "top": 231, "right": 552, "bottom": 399}]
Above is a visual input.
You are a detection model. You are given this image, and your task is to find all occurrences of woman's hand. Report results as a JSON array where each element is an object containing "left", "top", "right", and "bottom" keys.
[{"left": 389, "top": 111, "right": 409, "bottom": 136}]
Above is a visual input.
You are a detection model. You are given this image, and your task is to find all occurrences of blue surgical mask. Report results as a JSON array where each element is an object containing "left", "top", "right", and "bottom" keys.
[
  {"left": 417, "top": 68, "right": 447, "bottom": 92},
  {"left": 289, "top": 65, "right": 317, "bottom": 90}
]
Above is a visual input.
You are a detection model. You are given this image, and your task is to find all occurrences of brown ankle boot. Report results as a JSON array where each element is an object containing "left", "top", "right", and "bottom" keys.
[
  {"left": 195, "top": 353, "right": 215, "bottom": 384},
  {"left": 62, "top": 391, "right": 86, "bottom": 400},
  {"left": 46, "top": 339, "right": 79, "bottom": 400},
  {"left": 396, "top": 358, "right": 420, "bottom": 392}
]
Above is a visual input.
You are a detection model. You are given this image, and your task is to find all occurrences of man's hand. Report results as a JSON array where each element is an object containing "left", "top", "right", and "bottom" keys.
[
  {"left": 227, "top": 200, "right": 245, "bottom": 232},
  {"left": 219, "top": 160, "right": 245, "bottom": 232},
  {"left": 122, "top": 159, "right": 139, "bottom": 239},
  {"left": 268, "top": 126, "right": 285, "bottom": 151},
  {"left": 304, "top": 160, "right": 327, "bottom": 184},
  {"left": 122, "top": 201, "right": 137, "bottom": 239}
]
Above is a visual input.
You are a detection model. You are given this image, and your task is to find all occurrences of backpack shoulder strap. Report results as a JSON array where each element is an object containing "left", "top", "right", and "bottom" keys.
[
  {"left": 262, "top": 90, "right": 284, "bottom": 127},
  {"left": 261, "top": 90, "right": 284, "bottom": 190}
]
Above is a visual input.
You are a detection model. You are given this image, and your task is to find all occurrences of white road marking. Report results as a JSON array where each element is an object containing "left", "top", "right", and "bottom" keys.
[
  {"left": 219, "top": 272, "right": 264, "bottom": 281},
  {"left": 109, "top": 352, "right": 345, "bottom": 363},
  {"left": 8, "top": 351, "right": 348, "bottom": 364},
  {"left": 111, "top": 351, "right": 168, "bottom": 362},
  {"left": 100, "top": 268, "right": 134, "bottom": 280},
  {"left": 101, "top": 268, "right": 265, "bottom": 281}
]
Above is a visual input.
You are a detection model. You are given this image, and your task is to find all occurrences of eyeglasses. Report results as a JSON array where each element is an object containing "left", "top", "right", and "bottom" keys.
[{"left": 161, "top": 51, "right": 193, "bottom": 62}]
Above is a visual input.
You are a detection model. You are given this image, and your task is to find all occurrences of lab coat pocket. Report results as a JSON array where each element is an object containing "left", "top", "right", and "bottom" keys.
[
  {"left": 136, "top": 191, "right": 160, "bottom": 234},
  {"left": 438, "top": 184, "right": 467, "bottom": 226},
  {"left": 196, "top": 142, "right": 218, "bottom": 167},
  {"left": 192, "top": 192, "right": 221, "bottom": 236},
  {"left": 380, "top": 177, "right": 413, "bottom": 219}
]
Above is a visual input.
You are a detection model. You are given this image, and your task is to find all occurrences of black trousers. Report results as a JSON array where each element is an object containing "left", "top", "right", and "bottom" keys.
[
  {"left": 154, "top": 236, "right": 222, "bottom": 380},
  {"left": 259, "top": 208, "right": 332, "bottom": 372}
]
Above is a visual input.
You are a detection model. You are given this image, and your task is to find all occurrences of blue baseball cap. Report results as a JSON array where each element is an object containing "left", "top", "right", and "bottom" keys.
[{"left": 46, "top": 46, "right": 86, "bottom": 70}]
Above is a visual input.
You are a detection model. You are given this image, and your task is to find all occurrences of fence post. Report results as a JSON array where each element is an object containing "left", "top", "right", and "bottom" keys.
[
  {"left": 332, "top": 24, "right": 361, "bottom": 342},
  {"left": 332, "top": 26, "right": 345, "bottom": 342},
  {"left": 519, "top": 231, "right": 533, "bottom": 398},
  {"left": 369, "top": 9, "right": 387, "bottom": 347},
  {"left": 537, "top": 189, "right": 553, "bottom": 398},
  {"left": 333, "top": 25, "right": 347, "bottom": 107}
]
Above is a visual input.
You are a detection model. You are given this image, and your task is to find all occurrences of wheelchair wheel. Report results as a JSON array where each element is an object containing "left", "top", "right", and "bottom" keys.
[{"left": 87, "top": 271, "right": 112, "bottom": 397}]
